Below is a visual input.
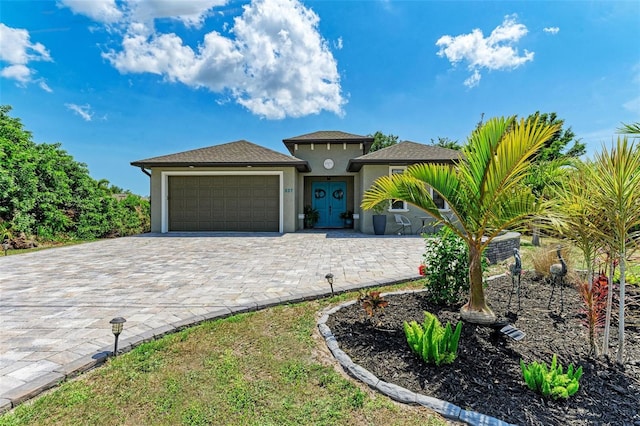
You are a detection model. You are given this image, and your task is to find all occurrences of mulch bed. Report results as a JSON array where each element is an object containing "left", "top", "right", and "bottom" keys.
[{"left": 326, "top": 274, "right": 640, "bottom": 425}]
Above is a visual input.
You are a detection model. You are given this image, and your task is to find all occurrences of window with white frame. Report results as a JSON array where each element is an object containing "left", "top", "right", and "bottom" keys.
[
  {"left": 430, "top": 187, "right": 448, "bottom": 210},
  {"left": 389, "top": 166, "right": 407, "bottom": 211}
]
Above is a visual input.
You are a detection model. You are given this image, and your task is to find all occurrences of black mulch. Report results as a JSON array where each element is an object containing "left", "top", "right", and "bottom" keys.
[{"left": 325, "top": 274, "right": 640, "bottom": 426}]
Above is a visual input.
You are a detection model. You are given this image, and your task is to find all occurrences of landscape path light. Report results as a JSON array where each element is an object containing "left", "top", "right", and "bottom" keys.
[
  {"left": 325, "top": 273, "right": 334, "bottom": 295},
  {"left": 109, "top": 317, "right": 126, "bottom": 356}
]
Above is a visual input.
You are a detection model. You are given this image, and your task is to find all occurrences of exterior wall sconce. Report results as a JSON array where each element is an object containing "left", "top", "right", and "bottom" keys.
[
  {"left": 325, "top": 273, "right": 334, "bottom": 295},
  {"left": 109, "top": 317, "right": 126, "bottom": 356}
]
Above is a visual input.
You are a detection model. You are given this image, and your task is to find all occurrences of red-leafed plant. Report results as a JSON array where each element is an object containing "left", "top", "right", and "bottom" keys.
[
  {"left": 358, "top": 290, "right": 389, "bottom": 318},
  {"left": 580, "top": 272, "right": 608, "bottom": 356}
]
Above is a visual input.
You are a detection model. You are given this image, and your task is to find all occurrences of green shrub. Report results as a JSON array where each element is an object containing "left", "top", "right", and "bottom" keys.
[
  {"left": 420, "top": 229, "right": 470, "bottom": 304},
  {"left": 403, "top": 311, "right": 462, "bottom": 366},
  {"left": 520, "top": 354, "right": 583, "bottom": 399}
]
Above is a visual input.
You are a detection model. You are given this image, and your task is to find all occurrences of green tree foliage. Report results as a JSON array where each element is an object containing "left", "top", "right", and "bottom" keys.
[
  {"left": 430, "top": 136, "right": 462, "bottom": 150},
  {"left": 523, "top": 112, "right": 585, "bottom": 245},
  {"left": 525, "top": 112, "right": 585, "bottom": 162},
  {"left": 368, "top": 131, "right": 398, "bottom": 152},
  {"left": 0, "top": 105, "right": 150, "bottom": 241}
]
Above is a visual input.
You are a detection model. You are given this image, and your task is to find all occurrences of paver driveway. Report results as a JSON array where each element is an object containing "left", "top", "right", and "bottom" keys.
[{"left": 0, "top": 231, "right": 425, "bottom": 411}]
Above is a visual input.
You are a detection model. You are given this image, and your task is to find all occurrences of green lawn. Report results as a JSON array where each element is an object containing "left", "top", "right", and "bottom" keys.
[{"left": 0, "top": 283, "right": 446, "bottom": 426}]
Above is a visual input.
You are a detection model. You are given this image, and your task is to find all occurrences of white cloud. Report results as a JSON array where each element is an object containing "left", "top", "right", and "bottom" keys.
[
  {"left": 39, "top": 81, "right": 53, "bottom": 93},
  {"left": 58, "top": 0, "right": 123, "bottom": 24},
  {"left": 543, "top": 27, "right": 560, "bottom": 35},
  {"left": 96, "top": 0, "right": 344, "bottom": 119},
  {"left": 0, "top": 24, "right": 53, "bottom": 87},
  {"left": 623, "top": 96, "right": 640, "bottom": 115},
  {"left": 436, "top": 14, "right": 534, "bottom": 88},
  {"left": 127, "top": 0, "right": 228, "bottom": 28},
  {"left": 334, "top": 37, "right": 343, "bottom": 50},
  {"left": 65, "top": 103, "right": 94, "bottom": 121}
]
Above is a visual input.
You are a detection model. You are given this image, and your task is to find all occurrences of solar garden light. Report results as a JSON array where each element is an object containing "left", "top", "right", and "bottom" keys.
[
  {"left": 325, "top": 273, "right": 334, "bottom": 295},
  {"left": 109, "top": 317, "right": 126, "bottom": 356}
]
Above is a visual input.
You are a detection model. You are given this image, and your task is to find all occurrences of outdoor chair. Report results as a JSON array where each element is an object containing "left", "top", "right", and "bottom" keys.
[{"left": 394, "top": 214, "right": 412, "bottom": 235}]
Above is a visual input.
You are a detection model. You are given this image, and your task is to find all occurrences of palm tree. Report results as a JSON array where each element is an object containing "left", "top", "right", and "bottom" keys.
[
  {"left": 588, "top": 137, "right": 640, "bottom": 363},
  {"left": 617, "top": 122, "right": 640, "bottom": 135},
  {"left": 362, "top": 116, "right": 559, "bottom": 324},
  {"left": 551, "top": 164, "right": 606, "bottom": 355}
]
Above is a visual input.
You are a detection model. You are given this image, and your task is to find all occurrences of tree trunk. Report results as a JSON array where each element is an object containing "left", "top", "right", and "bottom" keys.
[
  {"left": 531, "top": 224, "right": 541, "bottom": 247},
  {"left": 460, "top": 243, "right": 496, "bottom": 325},
  {"left": 602, "top": 257, "right": 614, "bottom": 356},
  {"left": 617, "top": 253, "right": 626, "bottom": 364}
]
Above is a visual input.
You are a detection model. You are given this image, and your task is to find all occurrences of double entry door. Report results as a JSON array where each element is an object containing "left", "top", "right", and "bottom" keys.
[{"left": 312, "top": 181, "right": 346, "bottom": 228}]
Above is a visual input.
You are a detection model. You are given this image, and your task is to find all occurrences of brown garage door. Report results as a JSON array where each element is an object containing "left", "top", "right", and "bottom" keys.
[{"left": 168, "top": 175, "right": 280, "bottom": 232}]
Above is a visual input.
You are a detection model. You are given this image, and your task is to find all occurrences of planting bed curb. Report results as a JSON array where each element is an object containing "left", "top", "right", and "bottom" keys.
[{"left": 318, "top": 289, "right": 517, "bottom": 426}]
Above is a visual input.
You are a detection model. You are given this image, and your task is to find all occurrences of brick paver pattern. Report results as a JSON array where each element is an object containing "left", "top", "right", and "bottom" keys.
[{"left": 0, "top": 232, "right": 424, "bottom": 409}]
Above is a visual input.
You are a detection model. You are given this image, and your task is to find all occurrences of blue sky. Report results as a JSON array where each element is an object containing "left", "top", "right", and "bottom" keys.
[{"left": 1, "top": 0, "right": 639, "bottom": 196}]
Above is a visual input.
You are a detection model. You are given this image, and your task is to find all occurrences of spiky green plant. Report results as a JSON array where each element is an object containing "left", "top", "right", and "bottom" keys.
[
  {"left": 520, "top": 354, "right": 583, "bottom": 400},
  {"left": 403, "top": 311, "right": 462, "bottom": 366}
]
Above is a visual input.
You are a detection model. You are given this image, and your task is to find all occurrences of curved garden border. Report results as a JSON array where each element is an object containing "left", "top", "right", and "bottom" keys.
[{"left": 317, "top": 287, "right": 517, "bottom": 426}]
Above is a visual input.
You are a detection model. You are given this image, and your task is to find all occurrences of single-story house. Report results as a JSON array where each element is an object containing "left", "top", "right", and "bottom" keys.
[{"left": 131, "top": 130, "right": 461, "bottom": 234}]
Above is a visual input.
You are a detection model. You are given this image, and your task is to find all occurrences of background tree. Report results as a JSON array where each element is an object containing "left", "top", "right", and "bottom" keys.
[
  {"left": 362, "top": 116, "right": 559, "bottom": 324},
  {"left": 0, "top": 105, "right": 150, "bottom": 242},
  {"left": 430, "top": 136, "right": 462, "bottom": 150},
  {"left": 524, "top": 112, "right": 585, "bottom": 245},
  {"left": 368, "top": 131, "right": 398, "bottom": 152}
]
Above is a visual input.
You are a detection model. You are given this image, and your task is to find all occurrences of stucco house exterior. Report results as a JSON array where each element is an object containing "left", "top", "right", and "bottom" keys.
[{"left": 131, "top": 130, "right": 461, "bottom": 234}]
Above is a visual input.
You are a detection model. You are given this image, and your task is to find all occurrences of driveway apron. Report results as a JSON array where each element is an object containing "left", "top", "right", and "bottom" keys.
[{"left": 0, "top": 232, "right": 425, "bottom": 410}]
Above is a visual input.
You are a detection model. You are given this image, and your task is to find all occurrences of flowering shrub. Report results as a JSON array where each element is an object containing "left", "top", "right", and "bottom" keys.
[{"left": 420, "top": 229, "right": 471, "bottom": 305}]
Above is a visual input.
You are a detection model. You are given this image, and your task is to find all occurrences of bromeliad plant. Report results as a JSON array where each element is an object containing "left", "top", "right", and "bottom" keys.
[
  {"left": 358, "top": 290, "right": 389, "bottom": 318},
  {"left": 520, "top": 354, "right": 583, "bottom": 400},
  {"left": 403, "top": 311, "right": 462, "bottom": 366}
]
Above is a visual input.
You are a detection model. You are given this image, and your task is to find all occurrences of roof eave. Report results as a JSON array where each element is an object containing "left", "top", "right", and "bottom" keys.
[
  {"left": 130, "top": 161, "right": 311, "bottom": 172},
  {"left": 283, "top": 138, "right": 374, "bottom": 155},
  {"left": 347, "top": 158, "right": 457, "bottom": 172}
]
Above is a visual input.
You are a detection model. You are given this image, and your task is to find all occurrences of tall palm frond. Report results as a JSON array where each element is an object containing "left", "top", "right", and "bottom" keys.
[
  {"left": 617, "top": 122, "right": 640, "bottom": 135},
  {"left": 362, "top": 116, "right": 560, "bottom": 324}
]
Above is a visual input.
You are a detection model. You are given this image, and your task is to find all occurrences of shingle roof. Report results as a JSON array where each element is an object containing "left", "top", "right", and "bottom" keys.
[
  {"left": 347, "top": 141, "right": 462, "bottom": 172},
  {"left": 282, "top": 130, "right": 374, "bottom": 154},
  {"left": 283, "top": 130, "right": 373, "bottom": 142},
  {"left": 131, "top": 140, "right": 310, "bottom": 171}
]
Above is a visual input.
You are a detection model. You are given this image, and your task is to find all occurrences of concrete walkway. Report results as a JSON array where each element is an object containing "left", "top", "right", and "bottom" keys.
[{"left": 0, "top": 231, "right": 425, "bottom": 412}]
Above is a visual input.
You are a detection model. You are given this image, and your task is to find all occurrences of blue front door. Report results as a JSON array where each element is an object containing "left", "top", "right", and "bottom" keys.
[{"left": 312, "top": 182, "right": 346, "bottom": 228}]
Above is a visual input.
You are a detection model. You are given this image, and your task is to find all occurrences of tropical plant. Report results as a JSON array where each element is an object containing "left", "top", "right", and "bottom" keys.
[
  {"left": 362, "top": 116, "right": 559, "bottom": 324},
  {"left": 303, "top": 205, "right": 319, "bottom": 228},
  {"left": 358, "top": 290, "right": 389, "bottom": 318},
  {"left": 403, "top": 311, "right": 462, "bottom": 366},
  {"left": 580, "top": 273, "right": 608, "bottom": 356},
  {"left": 420, "top": 228, "right": 470, "bottom": 305},
  {"left": 617, "top": 122, "right": 640, "bottom": 135},
  {"left": 520, "top": 354, "right": 583, "bottom": 400},
  {"left": 587, "top": 137, "right": 640, "bottom": 363}
]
